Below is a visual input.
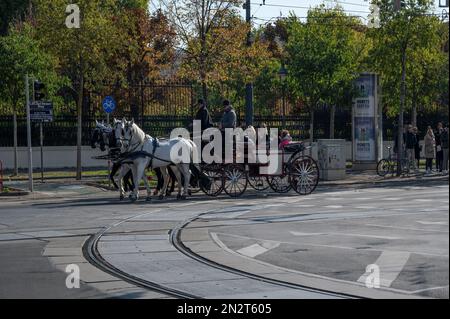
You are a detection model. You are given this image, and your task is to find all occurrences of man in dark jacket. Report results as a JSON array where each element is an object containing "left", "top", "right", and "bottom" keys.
[
  {"left": 405, "top": 125, "right": 417, "bottom": 172},
  {"left": 195, "top": 99, "right": 213, "bottom": 132},
  {"left": 435, "top": 122, "right": 444, "bottom": 172},
  {"left": 441, "top": 125, "right": 449, "bottom": 174}
]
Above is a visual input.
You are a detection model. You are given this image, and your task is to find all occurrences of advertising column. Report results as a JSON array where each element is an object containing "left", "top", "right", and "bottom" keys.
[{"left": 352, "top": 73, "right": 381, "bottom": 170}]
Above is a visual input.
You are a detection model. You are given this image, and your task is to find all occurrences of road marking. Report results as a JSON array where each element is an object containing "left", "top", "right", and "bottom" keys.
[
  {"left": 324, "top": 205, "right": 343, "bottom": 209},
  {"left": 211, "top": 232, "right": 439, "bottom": 295},
  {"left": 413, "top": 199, "right": 434, "bottom": 202},
  {"left": 290, "top": 231, "right": 324, "bottom": 236},
  {"left": 355, "top": 206, "right": 376, "bottom": 209},
  {"left": 384, "top": 198, "right": 401, "bottom": 201},
  {"left": 236, "top": 242, "right": 280, "bottom": 258},
  {"left": 290, "top": 231, "right": 400, "bottom": 240},
  {"left": 416, "top": 221, "right": 448, "bottom": 226},
  {"left": 366, "top": 223, "right": 449, "bottom": 233},
  {"left": 357, "top": 251, "right": 410, "bottom": 287}
]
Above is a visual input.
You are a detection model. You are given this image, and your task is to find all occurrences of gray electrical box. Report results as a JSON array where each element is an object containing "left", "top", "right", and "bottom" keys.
[{"left": 317, "top": 139, "right": 346, "bottom": 180}]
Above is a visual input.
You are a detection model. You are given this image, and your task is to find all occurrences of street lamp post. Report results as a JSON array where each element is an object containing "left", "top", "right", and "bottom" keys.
[{"left": 278, "top": 64, "right": 288, "bottom": 128}]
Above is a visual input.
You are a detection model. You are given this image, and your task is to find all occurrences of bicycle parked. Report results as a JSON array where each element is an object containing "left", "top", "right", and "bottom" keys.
[{"left": 377, "top": 146, "right": 411, "bottom": 177}]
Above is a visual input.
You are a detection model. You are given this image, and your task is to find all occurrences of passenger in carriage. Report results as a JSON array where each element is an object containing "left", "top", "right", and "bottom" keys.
[
  {"left": 219, "top": 100, "right": 237, "bottom": 130},
  {"left": 279, "top": 129, "right": 292, "bottom": 149}
]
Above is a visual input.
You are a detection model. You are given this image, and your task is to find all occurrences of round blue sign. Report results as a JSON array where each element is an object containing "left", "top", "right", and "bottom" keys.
[{"left": 102, "top": 96, "right": 116, "bottom": 114}]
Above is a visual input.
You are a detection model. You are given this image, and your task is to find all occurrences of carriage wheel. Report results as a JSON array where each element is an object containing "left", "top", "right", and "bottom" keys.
[
  {"left": 289, "top": 155, "right": 319, "bottom": 195},
  {"left": 200, "top": 164, "right": 224, "bottom": 197},
  {"left": 248, "top": 175, "right": 269, "bottom": 191},
  {"left": 266, "top": 167, "right": 291, "bottom": 193},
  {"left": 223, "top": 164, "right": 248, "bottom": 198}
]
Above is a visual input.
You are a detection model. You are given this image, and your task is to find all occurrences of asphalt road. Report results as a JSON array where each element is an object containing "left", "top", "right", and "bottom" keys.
[{"left": 0, "top": 180, "right": 448, "bottom": 298}]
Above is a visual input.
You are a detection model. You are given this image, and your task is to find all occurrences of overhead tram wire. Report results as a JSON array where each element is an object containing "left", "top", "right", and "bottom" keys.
[
  {"left": 252, "top": 16, "right": 369, "bottom": 27},
  {"left": 322, "top": 0, "right": 370, "bottom": 8},
  {"left": 249, "top": 2, "right": 371, "bottom": 15}
]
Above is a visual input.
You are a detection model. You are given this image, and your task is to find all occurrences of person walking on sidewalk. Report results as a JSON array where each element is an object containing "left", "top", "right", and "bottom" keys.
[
  {"left": 441, "top": 125, "right": 449, "bottom": 175},
  {"left": 424, "top": 126, "right": 435, "bottom": 175},
  {"left": 413, "top": 127, "right": 421, "bottom": 170},
  {"left": 435, "top": 122, "right": 444, "bottom": 173},
  {"left": 405, "top": 125, "right": 417, "bottom": 172}
]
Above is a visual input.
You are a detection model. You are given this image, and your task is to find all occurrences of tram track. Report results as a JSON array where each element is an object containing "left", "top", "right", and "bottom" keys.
[{"left": 82, "top": 203, "right": 360, "bottom": 299}]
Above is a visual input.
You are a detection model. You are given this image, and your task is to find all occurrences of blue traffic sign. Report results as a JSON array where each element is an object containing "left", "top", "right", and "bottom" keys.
[{"left": 102, "top": 96, "right": 116, "bottom": 114}]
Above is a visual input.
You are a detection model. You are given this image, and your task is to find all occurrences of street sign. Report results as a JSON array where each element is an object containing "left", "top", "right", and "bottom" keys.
[
  {"left": 102, "top": 96, "right": 116, "bottom": 114},
  {"left": 30, "top": 101, "right": 53, "bottom": 122}
]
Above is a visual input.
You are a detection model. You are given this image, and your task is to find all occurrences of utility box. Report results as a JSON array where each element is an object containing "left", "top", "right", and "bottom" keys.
[{"left": 317, "top": 139, "right": 347, "bottom": 180}]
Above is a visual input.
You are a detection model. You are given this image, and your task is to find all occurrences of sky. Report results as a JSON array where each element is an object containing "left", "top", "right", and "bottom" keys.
[
  {"left": 239, "top": 0, "right": 449, "bottom": 26},
  {"left": 149, "top": 1, "right": 449, "bottom": 27}
]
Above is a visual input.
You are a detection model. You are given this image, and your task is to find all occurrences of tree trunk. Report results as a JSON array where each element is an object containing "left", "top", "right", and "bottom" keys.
[
  {"left": 411, "top": 81, "right": 417, "bottom": 127},
  {"left": 330, "top": 104, "right": 336, "bottom": 139},
  {"left": 202, "top": 80, "right": 208, "bottom": 106},
  {"left": 13, "top": 107, "right": 18, "bottom": 176},
  {"left": 397, "top": 47, "right": 407, "bottom": 176},
  {"left": 76, "top": 73, "right": 84, "bottom": 180}
]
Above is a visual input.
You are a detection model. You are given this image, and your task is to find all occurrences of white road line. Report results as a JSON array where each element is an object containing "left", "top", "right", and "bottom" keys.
[
  {"left": 324, "top": 205, "right": 343, "bottom": 209},
  {"left": 357, "top": 251, "right": 410, "bottom": 287},
  {"left": 413, "top": 199, "right": 434, "bottom": 202},
  {"left": 290, "top": 231, "right": 400, "bottom": 240},
  {"left": 290, "top": 231, "right": 324, "bottom": 236},
  {"left": 236, "top": 242, "right": 280, "bottom": 258},
  {"left": 416, "top": 221, "right": 449, "bottom": 226},
  {"left": 355, "top": 206, "right": 376, "bottom": 209},
  {"left": 366, "top": 223, "right": 449, "bottom": 233},
  {"left": 384, "top": 198, "right": 401, "bottom": 201}
]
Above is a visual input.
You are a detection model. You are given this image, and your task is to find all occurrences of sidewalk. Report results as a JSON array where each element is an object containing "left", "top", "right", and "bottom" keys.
[
  {"left": 321, "top": 169, "right": 449, "bottom": 187},
  {"left": 2, "top": 169, "right": 447, "bottom": 201}
]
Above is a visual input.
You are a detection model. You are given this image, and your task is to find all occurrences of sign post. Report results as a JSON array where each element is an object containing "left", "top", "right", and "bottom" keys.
[
  {"left": 352, "top": 73, "right": 382, "bottom": 170},
  {"left": 40, "top": 122, "right": 44, "bottom": 183},
  {"left": 25, "top": 74, "right": 33, "bottom": 192},
  {"left": 30, "top": 101, "right": 53, "bottom": 183},
  {"left": 102, "top": 96, "right": 116, "bottom": 188}
]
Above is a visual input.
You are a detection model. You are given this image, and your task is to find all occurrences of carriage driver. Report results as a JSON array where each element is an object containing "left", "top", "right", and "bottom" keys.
[
  {"left": 219, "top": 100, "right": 237, "bottom": 130},
  {"left": 194, "top": 98, "right": 214, "bottom": 132}
]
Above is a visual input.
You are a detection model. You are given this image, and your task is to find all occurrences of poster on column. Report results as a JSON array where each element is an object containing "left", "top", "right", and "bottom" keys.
[
  {"left": 353, "top": 73, "right": 378, "bottom": 162},
  {"left": 354, "top": 117, "right": 375, "bottom": 161}
]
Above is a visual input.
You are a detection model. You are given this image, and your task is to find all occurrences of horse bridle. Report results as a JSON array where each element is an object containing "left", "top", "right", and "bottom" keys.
[{"left": 116, "top": 122, "right": 142, "bottom": 154}]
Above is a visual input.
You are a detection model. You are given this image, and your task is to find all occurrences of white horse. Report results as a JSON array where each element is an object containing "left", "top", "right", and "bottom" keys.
[
  {"left": 114, "top": 119, "right": 203, "bottom": 201},
  {"left": 91, "top": 121, "right": 145, "bottom": 199}
]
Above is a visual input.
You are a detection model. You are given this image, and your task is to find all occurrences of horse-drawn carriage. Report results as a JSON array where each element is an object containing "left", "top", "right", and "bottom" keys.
[
  {"left": 197, "top": 141, "right": 320, "bottom": 198},
  {"left": 91, "top": 120, "right": 320, "bottom": 201}
]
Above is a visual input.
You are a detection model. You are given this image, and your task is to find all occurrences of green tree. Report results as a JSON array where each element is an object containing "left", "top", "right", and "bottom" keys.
[
  {"left": 369, "top": 0, "right": 437, "bottom": 174},
  {"left": 0, "top": 0, "right": 29, "bottom": 35},
  {"left": 34, "top": 0, "right": 123, "bottom": 179},
  {"left": 0, "top": 23, "right": 62, "bottom": 175},
  {"left": 286, "top": 6, "right": 365, "bottom": 141}
]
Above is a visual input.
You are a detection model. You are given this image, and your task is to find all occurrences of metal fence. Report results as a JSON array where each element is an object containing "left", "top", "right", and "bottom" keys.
[{"left": 1, "top": 81, "right": 446, "bottom": 147}]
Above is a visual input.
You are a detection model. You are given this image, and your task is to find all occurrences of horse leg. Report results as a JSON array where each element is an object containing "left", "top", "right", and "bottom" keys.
[
  {"left": 124, "top": 168, "right": 134, "bottom": 193},
  {"left": 154, "top": 167, "right": 162, "bottom": 196},
  {"left": 118, "top": 166, "right": 126, "bottom": 201},
  {"left": 181, "top": 164, "right": 191, "bottom": 199},
  {"left": 110, "top": 162, "right": 120, "bottom": 189},
  {"left": 171, "top": 166, "right": 183, "bottom": 199},
  {"left": 159, "top": 167, "right": 170, "bottom": 200},
  {"left": 142, "top": 167, "right": 152, "bottom": 202},
  {"left": 130, "top": 163, "right": 142, "bottom": 202}
]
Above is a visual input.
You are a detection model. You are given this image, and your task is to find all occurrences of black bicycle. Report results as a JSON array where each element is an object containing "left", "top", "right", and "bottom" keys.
[{"left": 377, "top": 147, "right": 410, "bottom": 177}]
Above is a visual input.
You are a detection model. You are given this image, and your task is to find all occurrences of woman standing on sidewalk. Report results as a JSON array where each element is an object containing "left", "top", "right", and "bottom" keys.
[{"left": 424, "top": 126, "right": 435, "bottom": 175}]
